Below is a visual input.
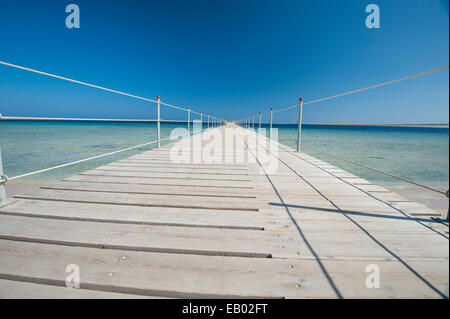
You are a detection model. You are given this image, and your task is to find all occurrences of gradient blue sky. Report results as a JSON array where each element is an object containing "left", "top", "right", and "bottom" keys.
[{"left": 0, "top": 0, "right": 448, "bottom": 123}]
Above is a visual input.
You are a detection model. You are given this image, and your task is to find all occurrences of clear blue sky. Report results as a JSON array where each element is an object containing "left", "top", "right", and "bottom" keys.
[{"left": 0, "top": 0, "right": 448, "bottom": 123}]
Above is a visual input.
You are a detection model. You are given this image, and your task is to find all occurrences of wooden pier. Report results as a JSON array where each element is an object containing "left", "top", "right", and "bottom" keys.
[{"left": 0, "top": 123, "right": 448, "bottom": 298}]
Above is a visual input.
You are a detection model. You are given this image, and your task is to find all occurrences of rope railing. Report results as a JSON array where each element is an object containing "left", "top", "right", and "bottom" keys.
[
  {"left": 0, "top": 134, "right": 180, "bottom": 184},
  {"left": 0, "top": 60, "right": 223, "bottom": 122},
  {"left": 237, "top": 65, "right": 449, "bottom": 120},
  {"left": 0, "top": 115, "right": 207, "bottom": 122},
  {"left": 249, "top": 122, "right": 449, "bottom": 126},
  {"left": 235, "top": 65, "right": 449, "bottom": 205},
  {"left": 0, "top": 60, "right": 224, "bottom": 201},
  {"left": 0, "top": 121, "right": 222, "bottom": 185},
  {"left": 237, "top": 120, "right": 449, "bottom": 196},
  {"left": 300, "top": 145, "right": 446, "bottom": 196}
]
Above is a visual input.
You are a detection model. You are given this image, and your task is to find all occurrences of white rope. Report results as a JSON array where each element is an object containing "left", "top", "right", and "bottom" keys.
[
  {"left": 242, "top": 65, "right": 449, "bottom": 118},
  {"left": 0, "top": 60, "right": 222, "bottom": 120},
  {"left": 0, "top": 116, "right": 184, "bottom": 122},
  {"left": 0, "top": 124, "right": 227, "bottom": 184},
  {"left": 304, "top": 65, "right": 449, "bottom": 106},
  {"left": 302, "top": 145, "right": 447, "bottom": 196},
  {"left": 246, "top": 122, "right": 449, "bottom": 126},
  {"left": 3, "top": 132, "right": 191, "bottom": 182}
]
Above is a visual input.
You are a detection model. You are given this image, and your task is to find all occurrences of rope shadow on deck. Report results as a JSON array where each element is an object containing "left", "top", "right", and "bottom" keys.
[
  {"left": 267, "top": 202, "right": 446, "bottom": 225},
  {"left": 269, "top": 143, "right": 449, "bottom": 299}
]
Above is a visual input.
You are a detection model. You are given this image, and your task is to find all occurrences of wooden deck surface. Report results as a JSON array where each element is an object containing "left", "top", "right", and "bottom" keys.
[{"left": 0, "top": 123, "right": 448, "bottom": 298}]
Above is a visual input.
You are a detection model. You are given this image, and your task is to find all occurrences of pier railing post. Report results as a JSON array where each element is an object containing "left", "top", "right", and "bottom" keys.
[
  {"left": 259, "top": 112, "right": 261, "bottom": 130},
  {"left": 157, "top": 96, "right": 161, "bottom": 148},
  {"left": 200, "top": 112, "right": 203, "bottom": 131},
  {"left": 208, "top": 115, "right": 210, "bottom": 129},
  {"left": 187, "top": 106, "right": 191, "bottom": 134},
  {"left": 0, "top": 147, "right": 7, "bottom": 204},
  {"left": 252, "top": 116, "right": 255, "bottom": 129},
  {"left": 296, "top": 97, "right": 303, "bottom": 152},
  {"left": 269, "top": 108, "right": 273, "bottom": 140},
  {"left": 446, "top": 190, "right": 449, "bottom": 222}
]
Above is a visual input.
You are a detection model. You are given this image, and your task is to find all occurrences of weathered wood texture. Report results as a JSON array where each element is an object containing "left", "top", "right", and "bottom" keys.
[{"left": 0, "top": 123, "right": 448, "bottom": 299}]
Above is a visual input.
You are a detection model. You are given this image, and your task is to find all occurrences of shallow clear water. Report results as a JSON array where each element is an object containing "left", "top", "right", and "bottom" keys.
[
  {"left": 0, "top": 120, "right": 198, "bottom": 182},
  {"left": 0, "top": 121, "right": 448, "bottom": 195}
]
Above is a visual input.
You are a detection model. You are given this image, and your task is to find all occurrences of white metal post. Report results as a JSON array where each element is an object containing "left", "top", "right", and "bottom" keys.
[
  {"left": 446, "top": 191, "right": 449, "bottom": 221},
  {"left": 157, "top": 96, "right": 161, "bottom": 148},
  {"left": 200, "top": 112, "right": 203, "bottom": 131},
  {"left": 207, "top": 115, "right": 210, "bottom": 129},
  {"left": 187, "top": 106, "right": 191, "bottom": 134},
  {"left": 252, "top": 116, "right": 255, "bottom": 128},
  {"left": 296, "top": 97, "right": 303, "bottom": 152},
  {"left": 259, "top": 112, "right": 261, "bottom": 130},
  {"left": 269, "top": 107, "right": 273, "bottom": 140},
  {"left": 0, "top": 147, "right": 7, "bottom": 204}
]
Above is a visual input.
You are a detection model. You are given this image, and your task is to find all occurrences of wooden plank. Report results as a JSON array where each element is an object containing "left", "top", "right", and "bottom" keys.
[
  {"left": 119, "top": 159, "right": 248, "bottom": 168},
  {"left": 0, "top": 214, "right": 300, "bottom": 258},
  {"left": 100, "top": 165, "right": 249, "bottom": 175},
  {"left": 0, "top": 240, "right": 447, "bottom": 298},
  {"left": 42, "top": 181, "right": 256, "bottom": 199},
  {"left": 84, "top": 169, "right": 251, "bottom": 181},
  {"left": 15, "top": 188, "right": 260, "bottom": 211},
  {"left": 80, "top": 170, "right": 251, "bottom": 187},
  {"left": 391, "top": 202, "right": 443, "bottom": 217},
  {"left": 109, "top": 162, "right": 249, "bottom": 172},
  {"left": 0, "top": 199, "right": 284, "bottom": 230},
  {"left": 65, "top": 174, "right": 253, "bottom": 189},
  {"left": 0, "top": 279, "right": 152, "bottom": 299}
]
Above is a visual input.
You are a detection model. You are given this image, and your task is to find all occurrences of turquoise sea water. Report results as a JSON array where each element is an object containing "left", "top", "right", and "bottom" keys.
[
  {"left": 271, "top": 123, "right": 449, "bottom": 192},
  {"left": 0, "top": 121, "right": 195, "bottom": 182},
  {"left": 0, "top": 121, "right": 448, "bottom": 193}
]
